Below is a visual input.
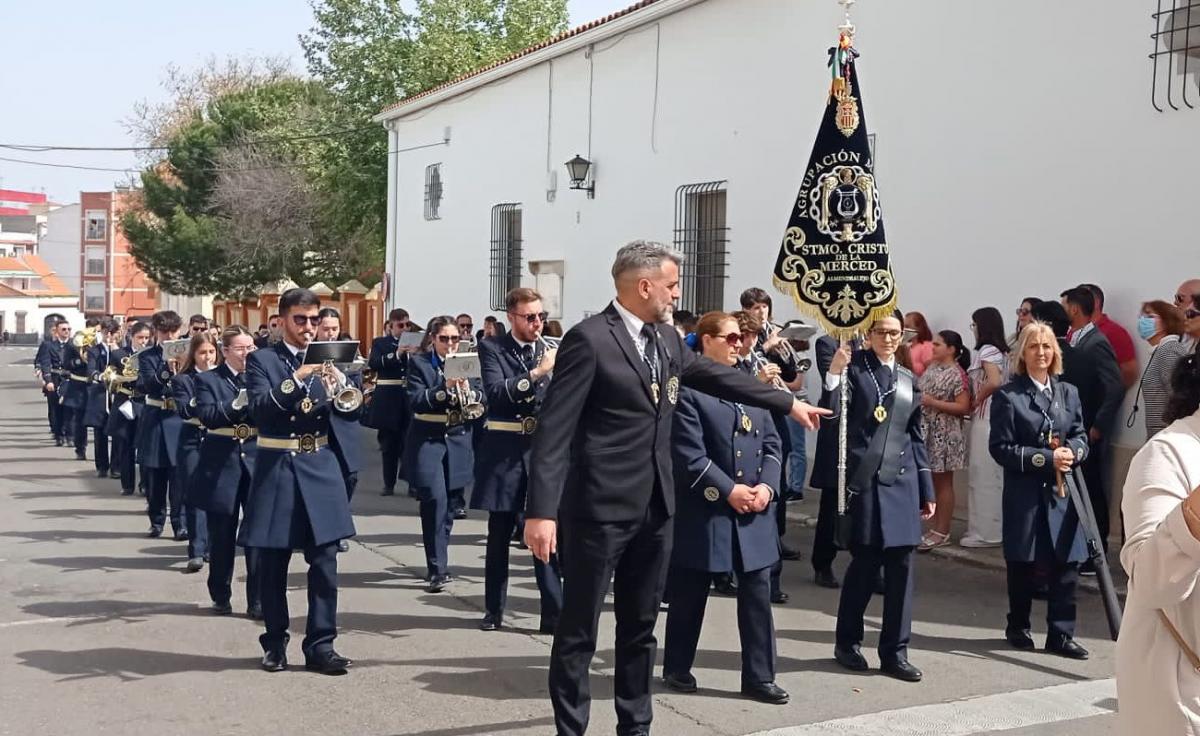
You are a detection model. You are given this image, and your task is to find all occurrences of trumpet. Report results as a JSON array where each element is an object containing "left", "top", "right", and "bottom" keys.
[
  {"left": 537, "top": 336, "right": 562, "bottom": 349},
  {"left": 320, "top": 360, "right": 364, "bottom": 413},
  {"left": 450, "top": 378, "right": 485, "bottom": 422}
]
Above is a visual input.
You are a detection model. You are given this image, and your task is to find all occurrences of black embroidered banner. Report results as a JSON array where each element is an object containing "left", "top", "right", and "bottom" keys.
[{"left": 773, "top": 35, "right": 896, "bottom": 340}]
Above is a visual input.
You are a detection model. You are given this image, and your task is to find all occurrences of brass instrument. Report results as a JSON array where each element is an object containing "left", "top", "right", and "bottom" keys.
[
  {"left": 71, "top": 327, "right": 98, "bottom": 362},
  {"left": 444, "top": 349, "right": 484, "bottom": 422},
  {"left": 322, "top": 360, "right": 364, "bottom": 413}
]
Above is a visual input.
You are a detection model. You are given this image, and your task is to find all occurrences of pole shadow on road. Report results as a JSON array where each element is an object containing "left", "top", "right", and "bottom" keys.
[
  {"left": 0, "top": 529, "right": 148, "bottom": 544},
  {"left": 384, "top": 716, "right": 557, "bottom": 736},
  {"left": 19, "top": 599, "right": 216, "bottom": 625}
]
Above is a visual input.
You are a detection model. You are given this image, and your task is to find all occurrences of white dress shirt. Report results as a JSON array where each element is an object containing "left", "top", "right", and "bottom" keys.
[
  {"left": 824, "top": 353, "right": 896, "bottom": 391},
  {"left": 612, "top": 298, "right": 649, "bottom": 353}
]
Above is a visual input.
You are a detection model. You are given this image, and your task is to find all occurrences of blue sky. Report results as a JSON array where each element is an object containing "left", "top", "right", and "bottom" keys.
[{"left": 0, "top": 0, "right": 633, "bottom": 202}]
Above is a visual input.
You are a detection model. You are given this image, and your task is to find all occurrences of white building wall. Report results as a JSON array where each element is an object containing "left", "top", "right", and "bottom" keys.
[
  {"left": 384, "top": 0, "right": 1198, "bottom": 454},
  {"left": 39, "top": 204, "right": 81, "bottom": 297}
]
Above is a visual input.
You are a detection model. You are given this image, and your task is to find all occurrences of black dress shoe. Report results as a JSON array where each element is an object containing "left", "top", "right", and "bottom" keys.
[
  {"left": 428, "top": 574, "right": 449, "bottom": 593},
  {"left": 381, "top": 487, "right": 395, "bottom": 497},
  {"left": 479, "top": 613, "right": 502, "bottom": 631},
  {"left": 173, "top": 528, "right": 189, "bottom": 542},
  {"left": 770, "top": 590, "right": 789, "bottom": 605},
  {"left": 261, "top": 650, "right": 288, "bottom": 672},
  {"left": 741, "top": 681, "right": 790, "bottom": 705},
  {"left": 453, "top": 507, "right": 467, "bottom": 520},
  {"left": 54, "top": 437, "right": 64, "bottom": 447},
  {"left": 305, "top": 650, "right": 352, "bottom": 675},
  {"left": 713, "top": 574, "right": 739, "bottom": 597},
  {"left": 780, "top": 543, "right": 802, "bottom": 561},
  {"left": 814, "top": 568, "right": 841, "bottom": 589},
  {"left": 1006, "top": 628, "right": 1035, "bottom": 650},
  {"left": 1047, "top": 638, "right": 1089, "bottom": 660},
  {"left": 109, "top": 470, "right": 121, "bottom": 480},
  {"left": 120, "top": 487, "right": 134, "bottom": 496},
  {"left": 96, "top": 469, "right": 109, "bottom": 478},
  {"left": 834, "top": 645, "right": 870, "bottom": 671},
  {"left": 211, "top": 601, "right": 233, "bottom": 615},
  {"left": 246, "top": 603, "right": 263, "bottom": 621},
  {"left": 336, "top": 539, "right": 350, "bottom": 553},
  {"left": 881, "top": 658, "right": 923, "bottom": 682},
  {"left": 185, "top": 557, "right": 205, "bottom": 573},
  {"left": 75, "top": 452, "right": 87, "bottom": 461},
  {"left": 663, "top": 671, "right": 697, "bottom": 693},
  {"left": 147, "top": 526, "right": 163, "bottom": 538}
]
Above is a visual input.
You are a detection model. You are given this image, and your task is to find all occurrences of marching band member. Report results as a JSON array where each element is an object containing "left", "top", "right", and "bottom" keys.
[
  {"left": 989, "top": 322, "right": 1091, "bottom": 659},
  {"left": 662, "top": 311, "right": 789, "bottom": 704},
  {"left": 137, "top": 311, "right": 185, "bottom": 539},
  {"left": 36, "top": 320, "right": 70, "bottom": 445},
  {"left": 825, "top": 313, "right": 935, "bottom": 683},
  {"left": 193, "top": 326, "right": 262, "bottom": 619},
  {"left": 173, "top": 333, "right": 217, "bottom": 573},
  {"left": 109, "top": 323, "right": 149, "bottom": 496},
  {"left": 406, "top": 315, "right": 483, "bottom": 593},
  {"left": 60, "top": 323, "right": 92, "bottom": 461},
  {"left": 368, "top": 308, "right": 415, "bottom": 497},
  {"left": 84, "top": 319, "right": 121, "bottom": 478},
  {"left": 244, "top": 290, "right": 355, "bottom": 674},
  {"left": 316, "top": 307, "right": 364, "bottom": 554},
  {"left": 473, "top": 288, "right": 561, "bottom": 632}
]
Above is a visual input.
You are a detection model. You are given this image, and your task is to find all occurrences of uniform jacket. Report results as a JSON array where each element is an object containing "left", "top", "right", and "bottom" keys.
[
  {"left": 988, "top": 376, "right": 1089, "bottom": 563},
  {"left": 471, "top": 333, "right": 549, "bottom": 512},
  {"left": 83, "top": 342, "right": 118, "bottom": 428},
  {"left": 404, "top": 350, "right": 481, "bottom": 493},
  {"left": 526, "top": 302, "right": 794, "bottom": 523},
  {"left": 171, "top": 370, "right": 206, "bottom": 500},
  {"left": 1065, "top": 327, "right": 1124, "bottom": 439},
  {"left": 60, "top": 341, "right": 90, "bottom": 410},
  {"left": 670, "top": 387, "right": 782, "bottom": 573},
  {"left": 35, "top": 338, "right": 66, "bottom": 396},
  {"left": 366, "top": 335, "right": 411, "bottom": 431},
  {"left": 327, "top": 369, "right": 364, "bottom": 477},
  {"left": 192, "top": 364, "right": 257, "bottom": 515},
  {"left": 242, "top": 342, "right": 355, "bottom": 548},
  {"left": 136, "top": 344, "right": 181, "bottom": 468},
  {"left": 820, "top": 349, "right": 934, "bottom": 549},
  {"left": 103, "top": 347, "right": 136, "bottom": 440}
]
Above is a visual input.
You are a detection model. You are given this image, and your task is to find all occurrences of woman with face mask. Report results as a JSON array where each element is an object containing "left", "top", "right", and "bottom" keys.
[{"left": 1131, "top": 301, "right": 1189, "bottom": 439}]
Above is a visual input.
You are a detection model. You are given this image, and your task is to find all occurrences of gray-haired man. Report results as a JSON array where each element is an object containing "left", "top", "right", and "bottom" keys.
[{"left": 524, "top": 241, "right": 828, "bottom": 736}]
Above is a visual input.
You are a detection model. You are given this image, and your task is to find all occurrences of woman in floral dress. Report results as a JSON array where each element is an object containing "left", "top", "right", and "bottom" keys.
[{"left": 918, "top": 330, "right": 971, "bottom": 551}]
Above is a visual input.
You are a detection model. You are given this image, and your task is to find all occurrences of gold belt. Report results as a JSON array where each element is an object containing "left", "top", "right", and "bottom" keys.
[
  {"left": 374, "top": 378, "right": 407, "bottom": 386},
  {"left": 413, "top": 413, "right": 448, "bottom": 424},
  {"left": 145, "top": 397, "right": 177, "bottom": 410},
  {"left": 487, "top": 418, "right": 538, "bottom": 435},
  {"left": 257, "top": 434, "right": 327, "bottom": 453},
  {"left": 208, "top": 424, "right": 257, "bottom": 440},
  {"left": 184, "top": 417, "right": 203, "bottom": 427},
  {"left": 69, "top": 374, "right": 89, "bottom": 382},
  {"left": 115, "top": 387, "right": 134, "bottom": 397}
]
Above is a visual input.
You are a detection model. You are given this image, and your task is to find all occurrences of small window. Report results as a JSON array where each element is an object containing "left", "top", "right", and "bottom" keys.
[
  {"left": 85, "top": 246, "right": 105, "bottom": 275},
  {"left": 489, "top": 203, "right": 523, "bottom": 310},
  {"left": 15, "top": 311, "right": 26, "bottom": 333},
  {"left": 674, "top": 181, "right": 729, "bottom": 314},
  {"left": 83, "top": 282, "right": 105, "bottom": 312},
  {"left": 85, "top": 209, "right": 107, "bottom": 241},
  {"left": 425, "top": 164, "right": 443, "bottom": 220}
]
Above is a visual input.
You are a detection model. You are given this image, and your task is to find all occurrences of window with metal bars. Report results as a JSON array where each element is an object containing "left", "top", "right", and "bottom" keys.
[
  {"left": 1151, "top": 0, "right": 1200, "bottom": 111},
  {"left": 673, "top": 181, "right": 729, "bottom": 314},
  {"left": 424, "top": 164, "right": 443, "bottom": 220},
  {"left": 489, "top": 203, "right": 523, "bottom": 310}
]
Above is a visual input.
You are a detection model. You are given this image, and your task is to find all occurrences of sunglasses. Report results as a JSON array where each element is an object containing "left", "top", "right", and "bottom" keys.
[
  {"left": 721, "top": 332, "right": 744, "bottom": 347},
  {"left": 436, "top": 335, "right": 462, "bottom": 344},
  {"left": 510, "top": 311, "right": 548, "bottom": 325},
  {"left": 1015, "top": 308, "right": 1031, "bottom": 317},
  {"left": 457, "top": 323, "right": 473, "bottom": 330},
  {"left": 290, "top": 315, "right": 321, "bottom": 327}
]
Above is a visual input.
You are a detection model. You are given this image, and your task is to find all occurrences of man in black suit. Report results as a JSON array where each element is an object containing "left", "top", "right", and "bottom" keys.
[
  {"left": 1059, "top": 287, "right": 1124, "bottom": 560},
  {"left": 524, "top": 240, "right": 829, "bottom": 736},
  {"left": 35, "top": 320, "right": 70, "bottom": 444}
]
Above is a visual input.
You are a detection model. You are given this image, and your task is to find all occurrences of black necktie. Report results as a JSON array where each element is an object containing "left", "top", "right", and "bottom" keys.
[
  {"left": 295, "top": 351, "right": 305, "bottom": 368},
  {"left": 521, "top": 344, "right": 534, "bottom": 365},
  {"left": 1043, "top": 387, "right": 1052, "bottom": 402},
  {"left": 640, "top": 324, "right": 660, "bottom": 382}
]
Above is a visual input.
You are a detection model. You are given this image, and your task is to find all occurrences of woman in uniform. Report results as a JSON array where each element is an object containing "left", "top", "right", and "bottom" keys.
[
  {"left": 107, "top": 322, "right": 149, "bottom": 495},
  {"left": 661, "top": 311, "right": 789, "bottom": 705},
  {"left": 405, "top": 315, "right": 483, "bottom": 593},
  {"left": 825, "top": 313, "right": 935, "bottom": 682},
  {"left": 988, "top": 321, "right": 1091, "bottom": 659},
  {"left": 173, "top": 333, "right": 218, "bottom": 573},
  {"left": 193, "top": 326, "right": 261, "bottom": 618}
]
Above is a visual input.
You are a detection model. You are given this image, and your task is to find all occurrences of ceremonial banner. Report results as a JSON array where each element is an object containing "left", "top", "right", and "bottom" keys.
[{"left": 773, "top": 32, "right": 895, "bottom": 340}]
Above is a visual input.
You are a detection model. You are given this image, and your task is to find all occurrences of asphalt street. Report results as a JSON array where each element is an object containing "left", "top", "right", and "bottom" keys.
[{"left": 0, "top": 345, "right": 1119, "bottom": 735}]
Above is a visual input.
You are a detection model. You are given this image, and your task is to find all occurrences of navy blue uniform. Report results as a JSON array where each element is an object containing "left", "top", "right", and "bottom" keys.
[
  {"left": 821, "top": 350, "right": 933, "bottom": 665},
  {"left": 326, "top": 368, "right": 364, "bottom": 502},
  {"left": 137, "top": 344, "right": 184, "bottom": 533},
  {"left": 663, "top": 388, "right": 783, "bottom": 687},
  {"left": 989, "top": 376, "right": 1089, "bottom": 646},
  {"left": 84, "top": 342, "right": 118, "bottom": 473},
  {"left": 173, "top": 371, "right": 209, "bottom": 562},
  {"left": 103, "top": 348, "right": 138, "bottom": 493},
  {"left": 194, "top": 364, "right": 261, "bottom": 611},
  {"left": 60, "top": 341, "right": 90, "bottom": 456},
  {"left": 35, "top": 338, "right": 67, "bottom": 440},
  {"left": 244, "top": 342, "right": 355, "bottom": 659},
  {"left": 405, "top": 350, "right": 480, "bottom": 580},
  {"left": 472, "top": 334, "right": 563, "bottom": 626},
  {"left": 367, "top": 335, "right": 411, "bottom": 492}
]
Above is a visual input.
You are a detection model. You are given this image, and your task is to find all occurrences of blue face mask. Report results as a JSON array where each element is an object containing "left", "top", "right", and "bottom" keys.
[{"left": 1137, "top": 314, "right": 1158, "bottom": 340}]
